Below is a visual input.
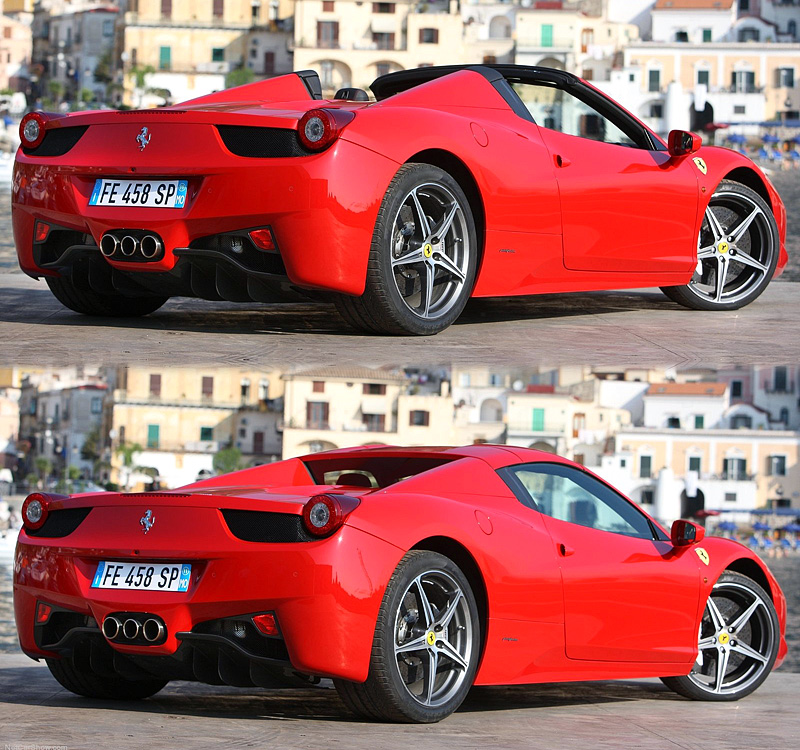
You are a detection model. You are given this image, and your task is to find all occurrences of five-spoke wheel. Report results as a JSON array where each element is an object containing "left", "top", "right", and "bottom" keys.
[
  {"left": 335, "top": 163, "right": 477, "bottom": 336},
  {"left": 334, "top": 551, "right": 480, "bottom": 722},
  {"left": 661, "top": 572, "right": 779, "bottom": 701},
  {"left": 662, "top": 180, "right": 779, "bottom": 310}
]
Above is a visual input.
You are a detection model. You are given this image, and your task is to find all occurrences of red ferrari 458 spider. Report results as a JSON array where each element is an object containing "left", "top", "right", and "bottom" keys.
[
  {"left": 12, "top": 65, "right": 787, "bottom": 335},
  {"left": 14, "top": 445, "right": 786, "bottom": 722}
]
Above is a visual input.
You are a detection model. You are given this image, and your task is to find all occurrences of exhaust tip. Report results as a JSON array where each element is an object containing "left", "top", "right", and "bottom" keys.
[
  {"left": 140, "top": 234, "right": 162, "bottom": 259},
  {"left": 102, "top": 616, "right": 122, "bottom": 640},
  {"left": 142, "top": 618, "right": 165, "bottom": 643},
  {"left": 100, "top": 234, "right": 118, "bottom": 258},
  {"left": 122, "top": 618, "right": 141, "bottom": 640},
  {"left": 120, "top": 235, "right": 139, "bottom": 257}
]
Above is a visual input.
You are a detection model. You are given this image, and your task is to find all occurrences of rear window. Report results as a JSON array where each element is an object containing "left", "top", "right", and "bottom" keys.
[{"left": 302, "top": 455, "right": 455, "bottom": 488}]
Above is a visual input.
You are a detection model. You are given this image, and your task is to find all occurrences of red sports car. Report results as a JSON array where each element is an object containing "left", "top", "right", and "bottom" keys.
[
  {"left": 12, "top": 65, "right": 786, "bottom": 335},
  {"left": 14, "top": 445, "right": 786, "bottom": 723}
]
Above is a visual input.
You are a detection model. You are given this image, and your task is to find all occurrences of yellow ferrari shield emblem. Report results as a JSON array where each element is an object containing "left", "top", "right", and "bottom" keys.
[
  {"left": 426, "top": 631, "right": 436, "bottom": 646},
  {"left": 693, "top": 157, "right": 707, "bottom": 175},
  {"left": 718, "top": 632, "right": 730, "bottom": 645},
  {"left": 718, "top": 241, "right": 729, "bottom": 254},
  {"left": 695, "top": 547, "right": 710, "bottom": 566},
  {"left": 423, "top": 243, "right": 433, "bottom": 259}
]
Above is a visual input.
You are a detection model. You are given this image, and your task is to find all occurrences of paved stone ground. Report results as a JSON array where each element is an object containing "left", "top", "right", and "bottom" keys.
[{"left": 0, "top": 653, "right": 798, "bottom": 750}]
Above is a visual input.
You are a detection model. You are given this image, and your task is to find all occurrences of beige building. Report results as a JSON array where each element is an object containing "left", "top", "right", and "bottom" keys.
[
  {"left": 292, "top": 0, "right": 471, "bottom": 94},
  {"left": 0, "top": 13, "right": 31, "bottom": 93},
  {"left": 105, "top": 367, "right": 284, "bottom": 488},
  {"left": 281, "top": 367, "right": 459, "bottom": 458}
]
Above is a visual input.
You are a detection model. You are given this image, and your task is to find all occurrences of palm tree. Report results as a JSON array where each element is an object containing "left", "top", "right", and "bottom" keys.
[{"left": 115, "top": 442, "right": 143, "bottom": 490}]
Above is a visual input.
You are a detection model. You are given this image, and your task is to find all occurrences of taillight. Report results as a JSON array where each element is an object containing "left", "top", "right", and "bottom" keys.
[
  {"left": 248, "top": 227, "right": 276, "bottom": 252},
  {"left": 19, "top": 112, "right": 50, "bottom": 150},
  {"left": 297, "top": 108, "right": 355, "bottom": 151},
  {"left": 21, "top": 493, "right": 50, "bottom": 531},
  {"left": 301, "top": 494, "right": 360, "bottom": 537},
  {"left": 252, "top": 612, "right": 280, "bottom": 636}
]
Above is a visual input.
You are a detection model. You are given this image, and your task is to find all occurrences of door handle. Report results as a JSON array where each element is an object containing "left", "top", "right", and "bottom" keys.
[
  {"left": 558, "top": 543, "right": 575, "bottom": 557},
  {"left": 554, "top": 154, "right": 572, "bottom": 168}
]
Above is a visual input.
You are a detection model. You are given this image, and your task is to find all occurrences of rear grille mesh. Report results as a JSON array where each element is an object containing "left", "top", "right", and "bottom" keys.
[
  {"left": 221, "top": 509, "right": 313, "bottom": 543},
  {"left": 27, "top": 508, "right": 91, "bottom": 538},
  {"left": 216, "top": 125, "right": 311, "bottom": 158},
  {"left": 23, "top": 126, "right": 89, "bottom": 157}
]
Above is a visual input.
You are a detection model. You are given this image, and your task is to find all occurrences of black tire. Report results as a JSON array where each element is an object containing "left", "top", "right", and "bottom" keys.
[
  {"left": 334, "top": 163, "right": 478, "bottom": 336},
  {"left": 334, "top": 550, "right": 480, "bottom": 723},
  {"left": 46, "top": 275, "right": 168, "bottom": 317},
  {"left": 661, "top": 180, "right": 779, "bottom": 310},
  {"left": 46, "top": 657, "right": 168, "bottom": 700},
  {"left": 661, "top": 571, "right": 779, "bottom": 701}
]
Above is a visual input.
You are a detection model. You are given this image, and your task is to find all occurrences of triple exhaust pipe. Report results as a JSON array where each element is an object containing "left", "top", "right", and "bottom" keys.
[
  {"left": 102, "top": 614, "right": 166, "bottom": 643},
  {"left": 100, "top": 232, "right": 163, "bottom": 260}
]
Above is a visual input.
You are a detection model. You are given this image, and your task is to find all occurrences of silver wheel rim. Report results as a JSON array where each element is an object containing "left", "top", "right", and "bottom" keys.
[
  {"left": 393, "top": 569, "right": 473, "bottom": 708},
  {"left": 688, "top": 580, "right": 776, "bottom": 696},
  {"left": 687, "top": 190, "right": 775, "bottom": 305},
  {"left": 389, "top": 182, "right": 470, "bottom": 320}
]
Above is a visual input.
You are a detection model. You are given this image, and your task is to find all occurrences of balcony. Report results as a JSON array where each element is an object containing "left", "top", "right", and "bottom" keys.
[{"left": 763, "top": 380, "right": 795, "bottom": 394}]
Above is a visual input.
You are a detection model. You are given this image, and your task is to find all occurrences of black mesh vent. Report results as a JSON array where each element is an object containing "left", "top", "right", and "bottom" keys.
[
  {"left": 216, "top": 126, "right": 311, "bottom": 158},
  {"left": 188, "top": 233, "right": 287, "bottom": 275},
  {"left": 28, "top": 508, "right": 92, "bottom": 538},
  {"left": 23, "top": 126, "right": 89, "bottom": 157},
  {"left": 221, "top": 509, "right": 313, "bottom": 543}
]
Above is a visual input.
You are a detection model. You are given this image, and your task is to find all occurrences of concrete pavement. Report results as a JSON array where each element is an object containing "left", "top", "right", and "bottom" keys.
[
  {"left": 2, "top": 272, "right": 799, "bottom": 368},
  {"left": 0, "top": 654, "right": 797, "bottom": 749}
]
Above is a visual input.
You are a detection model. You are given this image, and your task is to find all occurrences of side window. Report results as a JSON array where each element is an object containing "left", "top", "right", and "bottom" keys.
[
  {"left": 510, "top": 82, "right": 638, "bottom": 147},
  {"left": 499, "top": 463, "right": 657, "bottom": 540}
]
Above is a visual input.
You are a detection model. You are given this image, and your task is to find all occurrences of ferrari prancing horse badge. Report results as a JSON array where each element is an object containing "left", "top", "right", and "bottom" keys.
[
  {"left": 693, "top": 157, "right": 707, "bottom": 175},
  {"left": 695, "top": 547, "right": 710, "bottom": 565}
]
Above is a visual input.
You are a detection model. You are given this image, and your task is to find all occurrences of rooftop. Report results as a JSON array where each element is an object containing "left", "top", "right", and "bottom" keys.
[{"left": 646, "top": 382, "right": 727, "bottom": 397}]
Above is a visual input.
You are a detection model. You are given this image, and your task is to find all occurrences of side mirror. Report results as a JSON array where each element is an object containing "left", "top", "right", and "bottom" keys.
[
  {"left": 671, "top": 519, "right": 706, "bottom": 546},
  {"left": 668, "top": 130, "right": 702, "bottom": 157}
]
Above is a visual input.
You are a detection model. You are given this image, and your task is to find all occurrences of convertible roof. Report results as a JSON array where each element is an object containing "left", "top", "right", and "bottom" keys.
[{"left": 370, "top": 64, "right": 581, "bottom": 101}]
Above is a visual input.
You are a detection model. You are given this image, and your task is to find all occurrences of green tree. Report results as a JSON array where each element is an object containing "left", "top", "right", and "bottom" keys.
[
  {"left": 34, "top": 457, "right": 52, "bottom": 485},
  {"left": 94, "top": 51, "right": 114, "bottom": 85},
  {"left": 115, "top": 442, "right": 143, "bottom": 490},
  {"left": 81, "top": 427, "right": 101, "bottom": 463},
  {"left": 80, "top": 88, "right": 94, "bottom": 105},
  {"left": 213, "top": 447, "right": 242, "bottom": 475},
  {"left": 225, "top": 67, "right": 255, "bottom": 89},
  {"left": 48, "top": 80, "right": 64, "bottom": 103}
]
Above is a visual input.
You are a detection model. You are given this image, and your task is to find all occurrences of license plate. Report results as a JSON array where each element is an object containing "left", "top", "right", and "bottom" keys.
[
  {"left": 91, "top": 561, "right": 192, "bottom": 592},
  {"left": 89, "top": 179, "right": 188, "bottom": 208}
]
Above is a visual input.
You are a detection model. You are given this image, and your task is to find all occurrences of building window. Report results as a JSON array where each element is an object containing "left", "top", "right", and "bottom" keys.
[
  {"left": 306, "top": 401, "right": 329, "bottom": 429},
  {"left": 620, "top": 458, "right": 626, "bottom": 468},
  {"left": 241, "top": 378, "right": 250, "bottom": 402},
  {"left": 239, "top": 428, "right": 246, "bottom": 438},
  {"left": 363, "top": 383, "right": 386, "bottom": 395},
  {"left": 732, "top": 70, "right": 756, "bottom": 93},
  {"left": 376, "top": 62, "right": 390, "bottom": 77},
  {"left": 317, "top": 21, "right": 339, "bottom": 48},
  {"left": 675, "top": 30, "right": 689, "bottom": 43},
  {"left": 731, "top": 380, "right": 743, "bottom": 398},
  {"left": 159, "top": 46, "right": 171, "bottom": 71},
  {"left": 409, "top": 410, "right": 430, "bottom": 426},
  {"left": 258, "top": 379, "right": 269, "bottom": 402},
  {"left": 780, "top": 407, "right": 789, "bottom": 425},
  {"left": 725, "top": 492, "right": 737, "bottom": 503},
  {"left": 731, "top": 414, "right": 752, "bottom": 429},
  {"left": 363, "top": 413, "right": 386, "bottom": 432},
  {"left": 733, "top": 105, "right": 746, "bottom": 115},
  {"left": 419, "top": 28, "right": 439, "bottom": 44},
  {"left": 774, "top": 366, "right": 788, "bottom": 392},
  {"left": 372, "top": 2, "right": 394, "bottom": 11},
  {"left": 459, "top": 373, "right": 470, "bottom": 387},
  {"left": 373, "top": 32, "right": 395, "bottom": 49},
  {"left": 532, "top": 408, "right": 545, "bottom": 431},
  {"left": 212, "top": 48, "right": 224, "bottom": 62},
  {"left": 648, "top": 69, "right": 661, "bottom": 92},
  {"left": 738, "top": 27, "right": 759, "bottom": 42},
  {"left": 313, "top": 381, "right": 325, "bottom": 393},
  {"left": 697, "top": 69, "right": 710, "bottom": 87},
  {"left": 320, "top": 60, "right": 333, "bottom": 88},
  {"left": 103, "top": 20, "right": 114, "bottom": 37},
  {"left": 572, "top": 412, "right": 586, "bottom": 438},
  {"left": 580, "top": 28, "right": 593, "bottom": 53},
  {"left": 263, "top": 51, "right": 275, "bottom": 74},
  {"left": 723, "top": 457, "right": 747, "bottom": 480},
  {"left": 323, "top": 0, "right": 335, "bottom": 10},
  {"left": 161, "top": 0, "right": 172, "bottom": 19},
  {"left": 202, "top": 376, "right": 214, "bottom": 399},
  {"left": 768, "top": 455, "right": 787, "bottom": 476},
  {"left": 650, "top": 103, "right": 663, "bottom": 118},
  {"left": 91, "top": 397, "right": 102, "bottom": 414},
  {"left": 739, "top": 0, "right": 750, "bottom": 11},
  {"left": 253, "top": 431, "right": 264, "bottom": 453},
  {"left": 667, "top": 416, "right": 681, "bottom": 429},
  {"left": 789, "top": 20, "right": 797, "bottom": 39},
  {"left": 489, "top": 374, "right": 502, "bottom": 386},
  {"left": 777, "top": 68, "right": 795, "bottom": 88},
  {"left": 702, "top": 28, "right": 712, "bottom": 43},
  {"left": 640, "top": 488, "right": 654, "bottom": 505},
  {"left": 149, "top": 374, "right": 161, "bottom": 397},
  {"left": 689, "top": 456, "right": 702, "bottom": 473},
  {"left": 639, "top": 455, "right": 652, "bottom": 479},
  {"left": 541, "top": 23, "right": 553, "bottom": 47},
  {"left": 213, "top": 0, "right": 224, "bottom": 18},
  {"left": 694, "top": 415, "right": 704, "bottom": 429},
  {"left": 200, "top": 427, "right": 214, "bottom": 441},
  {"left": 147, "top": 424, "right": 160, "bottom": 449}
]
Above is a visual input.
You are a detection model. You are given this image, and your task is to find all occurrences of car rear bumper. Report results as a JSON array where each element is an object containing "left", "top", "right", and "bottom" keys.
[
  {"left": 12, "top": 136, "right": 399, "bottom": 297},
  {"left": 13, "top": 524, "right": 402, "bottom": 682}
]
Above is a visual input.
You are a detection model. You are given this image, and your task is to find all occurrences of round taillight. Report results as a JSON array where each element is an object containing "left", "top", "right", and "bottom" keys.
[
  {"left": 22, "top": 493, "right": 49, "bottom": 531},
  {"left": 301, "top": 494, "right": 360, "bottom": 537},
  {"left": 297, "top": 108, "right": 355, "bottom": 152},
  {"left": 19, "top": 112, "right": 48, "bottom": 150}
]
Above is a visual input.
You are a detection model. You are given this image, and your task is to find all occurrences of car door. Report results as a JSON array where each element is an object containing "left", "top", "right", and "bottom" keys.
[
  {"left": 507, "top": 78, "right": 700, "bottom": 274},
  {"left": 500, "top": 462, "right": 702, "bottom": 664}
]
